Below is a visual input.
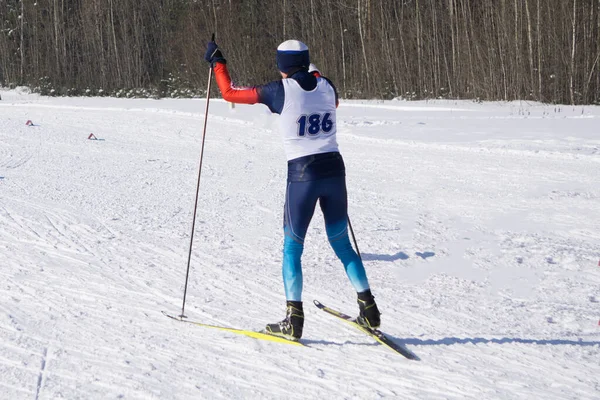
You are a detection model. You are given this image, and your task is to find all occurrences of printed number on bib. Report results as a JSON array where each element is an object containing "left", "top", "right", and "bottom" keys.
[{"left": 297, "top": 113, "right": 333, "bottom": 137}]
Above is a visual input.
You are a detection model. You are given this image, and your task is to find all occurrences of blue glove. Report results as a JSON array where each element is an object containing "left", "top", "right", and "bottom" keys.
[{"left": 204, "top": 41, "right": 226, "bottom": 66}]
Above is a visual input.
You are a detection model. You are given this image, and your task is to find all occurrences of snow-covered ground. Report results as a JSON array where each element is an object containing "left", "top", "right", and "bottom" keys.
[{"left": 1, "top": 88, "right": 599, "bottom": 399}]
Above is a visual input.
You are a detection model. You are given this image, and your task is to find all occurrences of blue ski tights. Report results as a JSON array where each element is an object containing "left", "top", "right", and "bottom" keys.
[{"left": 282, "top": 162, "right": 370, "bottom": 301}]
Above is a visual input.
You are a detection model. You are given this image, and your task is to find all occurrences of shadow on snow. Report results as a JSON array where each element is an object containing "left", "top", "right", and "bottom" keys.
[
  {"left": 361, "top": 251, "right": 435, "bottom": 262},
  {"left": 397, "top": 336, "right": 600, "bottom": 347}
]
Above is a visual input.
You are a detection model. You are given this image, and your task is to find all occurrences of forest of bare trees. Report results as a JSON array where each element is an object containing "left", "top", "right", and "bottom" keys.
[{"left": 1, "top": 0, "right": 599, "bottom": 104}]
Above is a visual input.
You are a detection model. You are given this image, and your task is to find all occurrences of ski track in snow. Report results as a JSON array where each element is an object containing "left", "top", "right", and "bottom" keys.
[{"left": 1, "top": 92, "right": 599, "bottom": 399}]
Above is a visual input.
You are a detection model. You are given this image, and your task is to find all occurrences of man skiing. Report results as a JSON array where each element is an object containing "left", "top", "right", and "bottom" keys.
[{"left": 204, "top": 39, "right": 380, "bottom": 341}]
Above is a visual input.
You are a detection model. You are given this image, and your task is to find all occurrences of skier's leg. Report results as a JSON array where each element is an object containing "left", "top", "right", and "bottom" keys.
[
  {"left": 319, "top": 176, "right": 370, "bottom": 293},
  {"left": 320, "top": 176, "right": 381, "bottom": 328},
  {"left": 282, "top": 180, "right": 319, "bottom": 301},
  {"left": 265, "top": 180, "right": 318, "bottom": 340}
]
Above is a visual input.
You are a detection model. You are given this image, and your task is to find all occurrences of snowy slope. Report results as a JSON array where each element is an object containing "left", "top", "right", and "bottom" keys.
[{"left": 1, "top": 89, "right": 599, "bottom": 399}]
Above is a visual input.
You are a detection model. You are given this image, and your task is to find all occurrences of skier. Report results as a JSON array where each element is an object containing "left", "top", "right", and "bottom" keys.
[{"left": 204, "top": 39, "right": 380, "bottom": 341}]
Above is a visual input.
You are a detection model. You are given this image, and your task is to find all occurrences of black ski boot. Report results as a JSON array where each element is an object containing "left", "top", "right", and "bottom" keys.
[
  {"left": 265, "top": 301, "right": 304, "bottom": 341},
  {"left": 356, "top": 290, "right": 381, "bottom": 329}
]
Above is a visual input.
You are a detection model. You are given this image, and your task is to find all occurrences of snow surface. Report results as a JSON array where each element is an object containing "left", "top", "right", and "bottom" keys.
[{"left": 1, "top": 89, "right": 599, "bottom": 399}]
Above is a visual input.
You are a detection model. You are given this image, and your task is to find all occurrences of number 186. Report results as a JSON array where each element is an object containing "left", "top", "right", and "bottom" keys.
[{"left": 297, "top": 113, "right": 333, "bottom": 136}]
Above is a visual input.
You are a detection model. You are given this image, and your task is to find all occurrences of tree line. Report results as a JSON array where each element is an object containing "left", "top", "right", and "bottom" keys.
[{"left": 1, "top": 0, "right": 599, "bottom": 104}]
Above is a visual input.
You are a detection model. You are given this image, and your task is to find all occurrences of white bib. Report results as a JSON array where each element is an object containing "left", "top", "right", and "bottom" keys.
[{"left": 279, "top": 77, "right": 339, "bottom": 161}]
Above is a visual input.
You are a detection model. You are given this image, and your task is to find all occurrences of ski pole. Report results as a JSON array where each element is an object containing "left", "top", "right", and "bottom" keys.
[
  {"left": 347, "top": 216, "right": 362, "bottom": 260},
  {"left": 179, "top": 33, "right": 215, "bottom": 319}
]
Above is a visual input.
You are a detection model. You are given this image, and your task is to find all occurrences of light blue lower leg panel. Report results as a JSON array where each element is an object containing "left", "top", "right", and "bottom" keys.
[
  {"left": 327, "top": 220, "right": 370, "bottom": 293},
  {"left": 282, "top": 234, "right": 304, "bottom": 301}
]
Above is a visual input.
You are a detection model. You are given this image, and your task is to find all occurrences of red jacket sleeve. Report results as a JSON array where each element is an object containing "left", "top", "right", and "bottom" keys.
[{"left": 213, "top": 62, "right": 260, "bottom": 104}]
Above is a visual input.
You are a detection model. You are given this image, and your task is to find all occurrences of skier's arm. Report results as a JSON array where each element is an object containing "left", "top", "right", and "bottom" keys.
[
  {"left": 205, "top": 40, "right": 260, "bottom": 104},
  {"left": 213, "top": 62, "right": 260, "bottom": 104},
  {"left": 213, "top": 62, "right": 284, "bottom": 113},
  {"left": 206, "top": 39, "right": 284, "bottom": 113}
]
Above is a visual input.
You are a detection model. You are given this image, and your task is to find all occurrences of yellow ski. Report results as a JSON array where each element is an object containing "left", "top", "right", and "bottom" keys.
[
  {"left": 162, "top": 311, "right": 303, "bottom": 346},
  {"left": 313, "top": 300, "right": 419, "bottom": 359}
]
